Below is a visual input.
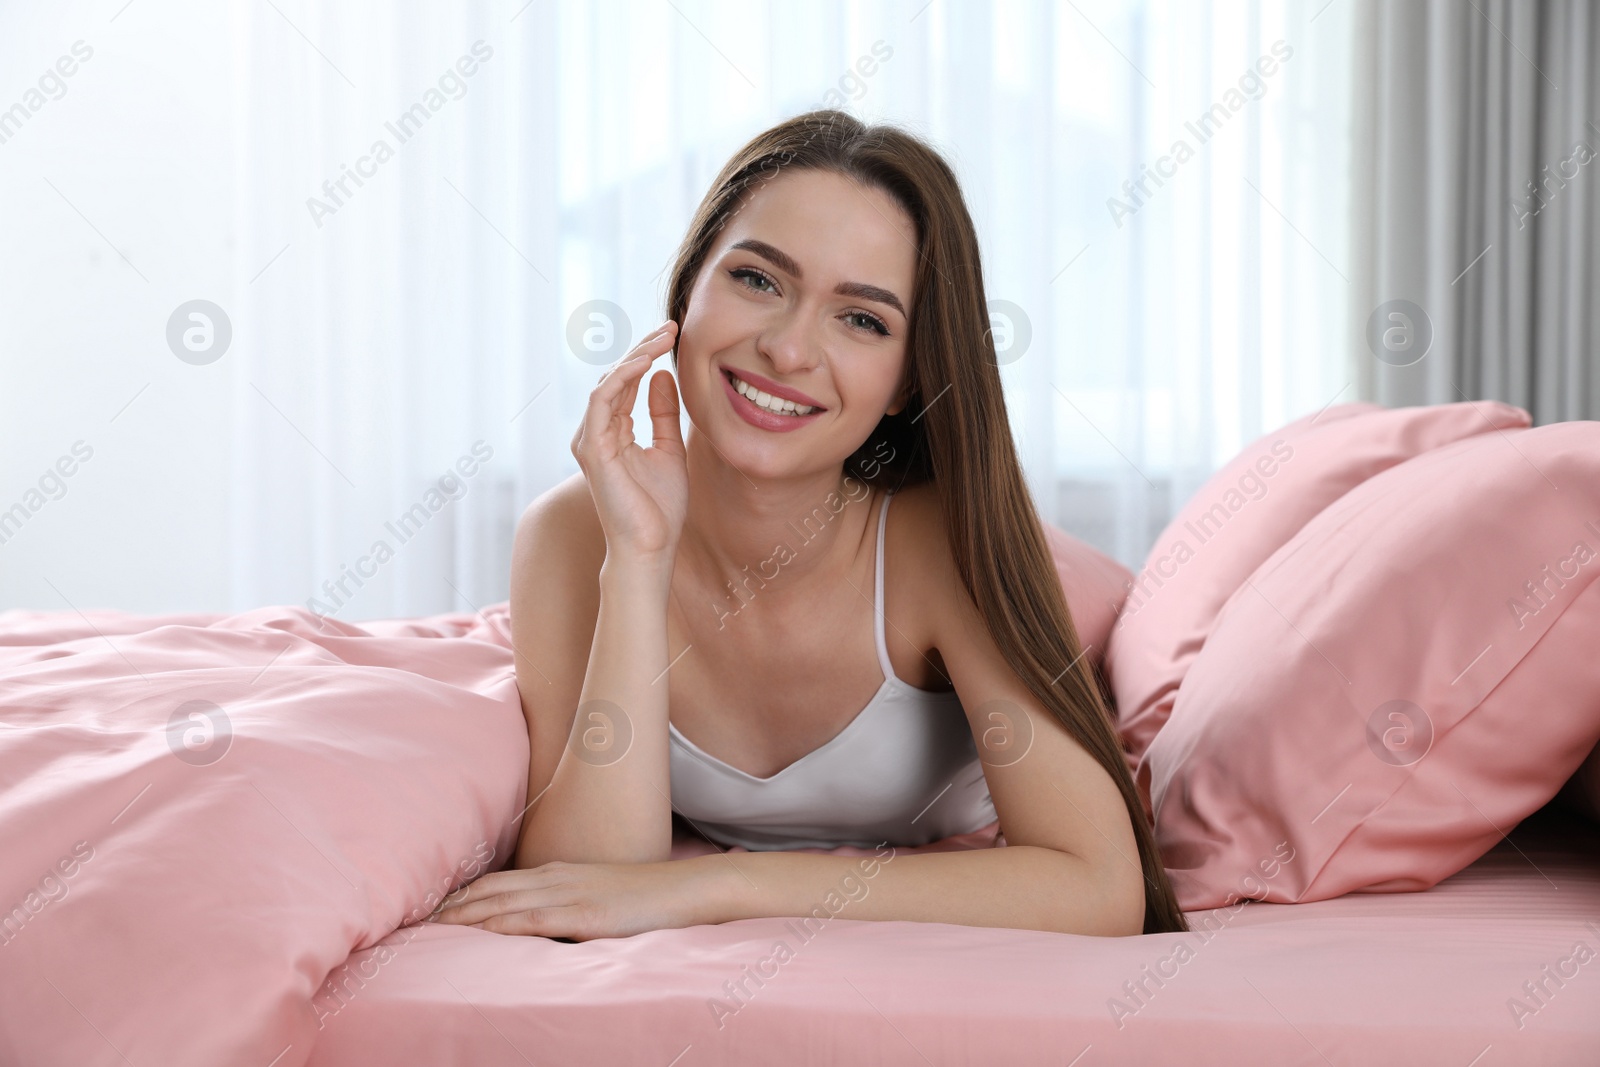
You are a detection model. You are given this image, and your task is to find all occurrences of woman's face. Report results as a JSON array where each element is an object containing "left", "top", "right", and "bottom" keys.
[{"left": 677, "top": 167, "right": 918, "bottom": 481}]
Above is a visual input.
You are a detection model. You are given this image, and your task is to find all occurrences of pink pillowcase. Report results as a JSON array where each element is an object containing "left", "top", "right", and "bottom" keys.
[
  {"left": 1105, "top": 400, "right": 1532, "bottom": 807},
  {"left": 1147, "top": 421, "right": 1600, "bottom": 909},
  {"left": 1041, "top": 521, "right": 1133, "bottom": 675}
]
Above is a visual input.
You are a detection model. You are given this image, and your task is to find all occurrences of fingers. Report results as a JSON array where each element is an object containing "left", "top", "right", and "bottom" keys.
[
  {"left": 434, "top": 886, "right": 543, "bottom": 926},
  {"left": 478, "top": 905, "right": 586, "bottom": 938},
  {"left": 438, "top": 868, "right": 524, "bottom": 907},
  {"left": 435, "top": 890, "right": 586, "bottom": 939},
  {"left": 648, "top": 370, "right": 684, "bottom": 456},
  {"left": 577, "top": 322, "right": 678, "bottom": 462},
  {"left": 433, "top": 890, "right": 510, "bottom": 926},
  {"left": 597, "top": 321, "right": 676, "bottom": 391},
  {"left": 608, "top": 323, "right": 677, "bottom": 409},
  {"left": 430, "top": 865, "right": 563, "bottom": 921}
]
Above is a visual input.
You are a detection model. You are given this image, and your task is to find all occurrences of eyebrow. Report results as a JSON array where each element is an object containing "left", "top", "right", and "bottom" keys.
[{"left": 727, "top": 238, "right": 907, "bottom": 320}]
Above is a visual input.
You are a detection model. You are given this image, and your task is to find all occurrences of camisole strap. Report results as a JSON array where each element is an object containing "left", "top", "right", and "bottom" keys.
[{"left": 873, "top": 489, "right": 899, "bottom": 684}]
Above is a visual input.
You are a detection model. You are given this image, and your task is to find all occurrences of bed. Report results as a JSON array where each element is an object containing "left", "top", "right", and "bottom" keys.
[
  {"left": 4, "top": 401, "right": 1599, "bottom": 1065},
  {"left": 299, "top": 806, "right": 1600, "bottom": 1066}
]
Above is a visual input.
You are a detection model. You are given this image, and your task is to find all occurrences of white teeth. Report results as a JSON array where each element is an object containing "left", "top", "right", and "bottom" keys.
[{"left": 731, "top": 373, "right": 815, "bottom": 416}]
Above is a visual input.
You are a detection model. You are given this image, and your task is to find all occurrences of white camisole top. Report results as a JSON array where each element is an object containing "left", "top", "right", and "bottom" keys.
[{"left": 667, "top": 488, "right": 998, "bottom": 851}]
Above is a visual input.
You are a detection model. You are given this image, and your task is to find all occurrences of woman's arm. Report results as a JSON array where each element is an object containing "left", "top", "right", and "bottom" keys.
[
  {"left": 510, "top": 536, "right": 676, "bottom": 869},
  {"left": 437, "top": 831, "right": 1143, "bottom": 939},
  {"left": 510, "top": 322, "right": 687, "bottom": 869},
  {"left": 685, "top": 841, "right": 1144, "bottom": 937}
]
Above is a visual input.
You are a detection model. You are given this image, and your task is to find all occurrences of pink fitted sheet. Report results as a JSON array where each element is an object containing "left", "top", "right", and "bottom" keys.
[{"left": 304, "top": 804, "right": 1600, "bottom": 1066}]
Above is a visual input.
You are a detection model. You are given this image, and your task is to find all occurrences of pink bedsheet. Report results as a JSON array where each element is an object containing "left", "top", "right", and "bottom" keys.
[{"left": 304, "top": 807, "right": 1600, "bottom": 1066}]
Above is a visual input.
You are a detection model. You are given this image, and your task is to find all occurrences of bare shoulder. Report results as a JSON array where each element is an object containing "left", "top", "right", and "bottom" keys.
[
  {"left": 883, "top": 481, "right": 980, "bottom": 668},
  {"left": 509, "top": 471, "right": 604, "bottom": 715},
  {"left": 511, "top": 471, "right": 605, "bottom": 626},
  {"left": 518, "top": 470, "right": 601, "bottom": 543},
  {"left": 886, "top": 481, "right": 962, "bottom": 591}
]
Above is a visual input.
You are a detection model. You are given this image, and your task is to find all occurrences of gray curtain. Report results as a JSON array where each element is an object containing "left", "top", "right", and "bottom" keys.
[{"left": 1351, "top": 0, "right": 1600, "bottom": 423}]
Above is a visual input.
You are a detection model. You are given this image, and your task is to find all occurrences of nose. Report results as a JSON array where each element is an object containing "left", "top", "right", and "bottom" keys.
[{"left": 755, "top": 306, "right": 822, "bottom": 378}]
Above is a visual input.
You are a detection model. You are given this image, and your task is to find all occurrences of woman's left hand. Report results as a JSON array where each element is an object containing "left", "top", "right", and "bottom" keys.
[{"left": 430, "top": 857, "right": 725, "bottom": 941}]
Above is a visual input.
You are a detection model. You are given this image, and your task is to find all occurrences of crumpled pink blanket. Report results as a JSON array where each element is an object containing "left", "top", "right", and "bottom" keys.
[{"left": 0, "top": 603, "right": 530, "bottom": 1066}]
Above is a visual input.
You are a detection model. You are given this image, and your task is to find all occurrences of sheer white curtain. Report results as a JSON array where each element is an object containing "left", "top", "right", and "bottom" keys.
[
  {"left": 229, "top": 0, "right": 1352, "bottom": 622},
  {"left": 1038, "top": 0, "right": 1355, "bottom": 560}
]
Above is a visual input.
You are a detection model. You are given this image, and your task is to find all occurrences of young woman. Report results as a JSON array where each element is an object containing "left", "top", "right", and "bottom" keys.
[{"left": 435, "top": 109, "right": 1189, "bottom": 939}]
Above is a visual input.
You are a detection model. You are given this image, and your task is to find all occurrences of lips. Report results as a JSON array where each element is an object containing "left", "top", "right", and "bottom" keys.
[
  {"left": 719, "top": 368, "right": 826, "bottom": 432},
  {"left": 718, "top": 366, "right": 827, "bottom": 411}
]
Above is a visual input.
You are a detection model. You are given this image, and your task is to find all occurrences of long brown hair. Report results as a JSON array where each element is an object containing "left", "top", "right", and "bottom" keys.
[{"left": 664, "top": 109, "right": 1187, "bottom": 935}]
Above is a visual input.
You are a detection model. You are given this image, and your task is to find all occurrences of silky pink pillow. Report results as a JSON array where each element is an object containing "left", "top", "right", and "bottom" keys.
[
  {"left": 1106, "top": 400, "right": 1532, "bottom": 800},
  {"left": 1147, "top": 421, "right": 1600, "bottom": 910},
  {"left": 1042, "top": 521, "right": 1132, "bottom": 675}
]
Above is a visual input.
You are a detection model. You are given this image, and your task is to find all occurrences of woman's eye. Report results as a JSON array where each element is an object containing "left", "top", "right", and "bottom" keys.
[
  {"left": 731, "top": 268, "right": 775, "bottom": 293},
  {"left": 733, "top": 268, "right": 888, "bottom": 337},
  {"left": 846, "top": 311, "right": 890, "bottom": 337}
]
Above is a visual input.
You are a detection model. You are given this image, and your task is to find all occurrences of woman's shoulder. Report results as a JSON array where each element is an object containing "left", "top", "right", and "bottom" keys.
[
  {"left": 512, "top": 471, "right": 605, "bottom": 600},
  {"left": 507, "top": 472, "right": 607, "bottom": 719},
  {"left": 524, "top": 470, "right": 604, "bottom": 550},
  {"left": 884, "top": 480, "right": 973, "bottom": 638},
  {"left": 521, "top": 468, "right": 600, "bottom": 540},
  {"left": 886, "top": 481, "right": 954, "bottom": 574}
]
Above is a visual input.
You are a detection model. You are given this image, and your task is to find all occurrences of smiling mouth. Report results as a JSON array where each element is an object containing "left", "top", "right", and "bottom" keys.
[{"left": 722, "top": 369, "right": 825, "bottom": 417}]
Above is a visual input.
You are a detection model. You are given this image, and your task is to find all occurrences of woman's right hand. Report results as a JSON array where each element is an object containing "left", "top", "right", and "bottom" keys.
[{"left": 570, "top": 320, "right": 687, "bottom": 568}]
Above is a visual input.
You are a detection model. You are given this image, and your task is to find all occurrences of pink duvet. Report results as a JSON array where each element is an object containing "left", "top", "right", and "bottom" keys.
[{"left": 0, "top": 603, "right": 529, "bottom": 1066}]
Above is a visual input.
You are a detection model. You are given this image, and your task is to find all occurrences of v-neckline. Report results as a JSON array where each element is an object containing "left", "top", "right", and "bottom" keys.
[
  {"left": 667, "top": 675, "right": 901, "bottom": 784},
  {"left": 666, "top": 485, "right": 968, "bottom": 783}
]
